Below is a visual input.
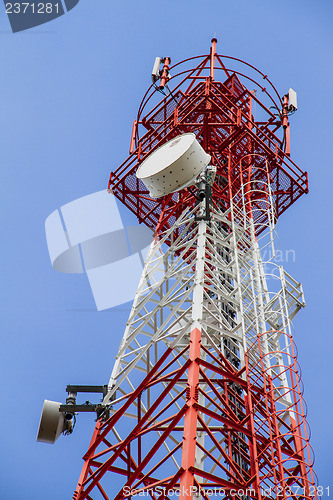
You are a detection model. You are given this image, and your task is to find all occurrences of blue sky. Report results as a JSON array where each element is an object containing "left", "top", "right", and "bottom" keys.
[{"left": 0, "top": 1, "right": 332, "bottom": 498}]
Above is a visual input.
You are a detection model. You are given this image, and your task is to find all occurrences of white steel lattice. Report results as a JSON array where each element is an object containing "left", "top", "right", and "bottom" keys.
[{"left": 104, "top": 180, "right": 304, "bottom": 414}]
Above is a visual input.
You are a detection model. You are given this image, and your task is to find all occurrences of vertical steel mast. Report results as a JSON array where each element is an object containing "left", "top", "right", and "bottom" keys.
[{"left": 73, "top": 40, "right": 317, "bottom": 500}]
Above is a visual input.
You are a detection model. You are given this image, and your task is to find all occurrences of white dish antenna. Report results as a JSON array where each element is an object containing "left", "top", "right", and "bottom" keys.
[
  {"left": 136, "top": 133, "right": 211, "bottom": 198},
  {"left": 36, "top": 400, "right": 65, "bottom": 444}
]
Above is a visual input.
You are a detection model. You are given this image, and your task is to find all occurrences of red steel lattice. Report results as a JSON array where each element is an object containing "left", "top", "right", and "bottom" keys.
[
  {"left": 108, "top": 39, "right": 308, "bottom": 239},
  {"left": 73, "top": 327, "right": 317, "bottom": 499}
]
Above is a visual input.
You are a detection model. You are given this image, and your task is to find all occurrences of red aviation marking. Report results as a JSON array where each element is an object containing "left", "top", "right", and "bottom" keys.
[{"left": 179, "top": 327, "right": 202, "bottom": 499}]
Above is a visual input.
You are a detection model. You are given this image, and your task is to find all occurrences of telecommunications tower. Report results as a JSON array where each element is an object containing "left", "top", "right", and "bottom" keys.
[{"left": 42, "top": 40, "right": 318, "bottom": 500}]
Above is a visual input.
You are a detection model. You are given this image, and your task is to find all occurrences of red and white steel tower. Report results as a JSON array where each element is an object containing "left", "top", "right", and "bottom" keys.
[{"left": 72, "top": 40, "right": 317, "bottom": 500}]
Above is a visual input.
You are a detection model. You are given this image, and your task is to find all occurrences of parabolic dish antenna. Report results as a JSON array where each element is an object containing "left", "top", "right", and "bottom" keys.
[
  {"left": 37, "top": 400, "right": 65, "bottom": 444},
  {"left": 136, "top": 133, "right": 211, "bottom": 198}
]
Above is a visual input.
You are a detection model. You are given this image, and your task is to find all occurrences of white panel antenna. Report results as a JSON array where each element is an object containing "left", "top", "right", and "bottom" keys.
[
  {"left": 288, "top": 88, "right": 297, "bottom": 111},
  {"left": 151, "top": 57, "right": 161, "bottom": 83}
]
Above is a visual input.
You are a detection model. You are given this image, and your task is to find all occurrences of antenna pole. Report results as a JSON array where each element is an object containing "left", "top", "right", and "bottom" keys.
[
  {"left": 210, "top": 38, "right": 217, "bottom": 80},
  {"left": 282, "top": 93, "right": 291, "bottom": 156},
  {"left": 160, "top": 57, "right": 171, "bottom": 90}
]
